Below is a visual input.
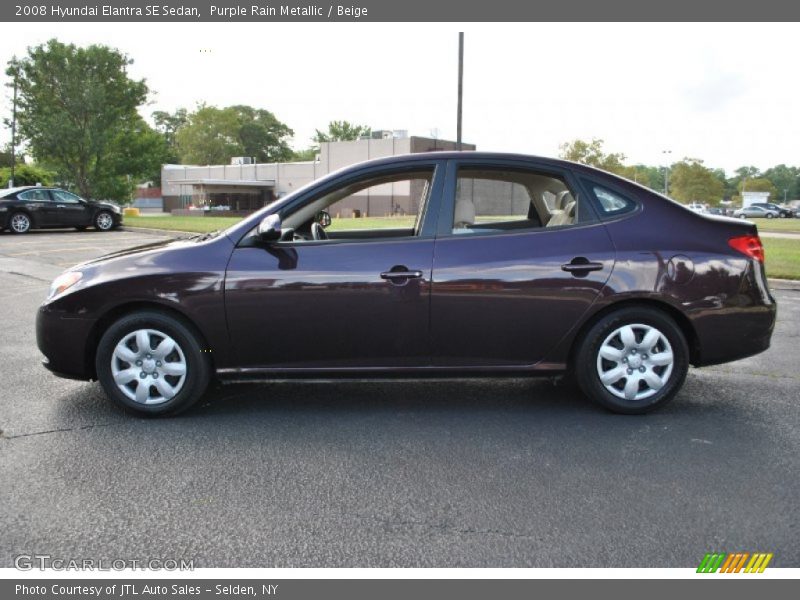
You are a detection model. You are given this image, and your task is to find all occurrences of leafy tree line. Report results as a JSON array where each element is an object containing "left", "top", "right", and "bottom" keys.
[
  {"left": 560, "top": 138, "right": 799, "bottom": 205},
  {"left": 5, "top": 38, "right": 369, "bottom": 201}
]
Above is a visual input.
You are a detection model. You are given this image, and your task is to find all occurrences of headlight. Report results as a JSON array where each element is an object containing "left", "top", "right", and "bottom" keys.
[{"left": 48, "top": 271, "right": 82, "bottom": 299}]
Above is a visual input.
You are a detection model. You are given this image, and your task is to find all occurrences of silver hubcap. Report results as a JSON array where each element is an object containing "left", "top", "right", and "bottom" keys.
[
  {"left": 596, "top": 323, "right": 674, "bottom": 401},
  {"left": 111, "top": 328, "right": 187, "bottom": 405},
  {"left": 11, "top": 214, "right": 30, "bottom": 232},
  {"left": 96, "top": 213, "right": 113, "bottom": 230}
]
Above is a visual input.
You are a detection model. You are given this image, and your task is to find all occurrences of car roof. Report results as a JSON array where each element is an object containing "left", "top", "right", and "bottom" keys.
[
  {"left": 359, "top": 151, "right": 592, "bottom": 171},
  {"left": 0, "top": 185, "right": 57, "bottom": 198}
]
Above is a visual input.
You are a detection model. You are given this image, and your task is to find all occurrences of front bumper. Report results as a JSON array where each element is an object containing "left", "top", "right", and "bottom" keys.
[{"left": 36, "top": 305, "right": 96, "bottom": 380}]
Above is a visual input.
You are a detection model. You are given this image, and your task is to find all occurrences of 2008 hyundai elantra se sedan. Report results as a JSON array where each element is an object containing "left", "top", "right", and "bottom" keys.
[{"left": 36, "top": 152, "right": 777, "bottom": 415}]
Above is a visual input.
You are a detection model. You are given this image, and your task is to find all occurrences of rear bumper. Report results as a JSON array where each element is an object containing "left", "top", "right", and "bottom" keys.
[
  {"left": 693, "top": 305, "right": 776, "bottom": 366},
  {"left": 36, "top": 305, "right": 95, "bottom": 380}
]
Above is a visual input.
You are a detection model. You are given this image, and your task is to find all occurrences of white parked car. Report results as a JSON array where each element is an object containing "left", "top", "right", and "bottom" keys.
[{"left": 687, "top": 203, "right": 707, "bottom": 213}]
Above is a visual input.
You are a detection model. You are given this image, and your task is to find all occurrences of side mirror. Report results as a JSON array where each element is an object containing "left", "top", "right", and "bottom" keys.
[
  {"left": 315, "top": 210, "right": 332, "bottom": 228},
  {"left": 257, "top": 214, "right": 282, "bottom": 241}
]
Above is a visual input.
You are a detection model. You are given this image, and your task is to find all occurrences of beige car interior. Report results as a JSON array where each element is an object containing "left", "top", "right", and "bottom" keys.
[{"left": 453, "top": 169, "right": 579, "bottom": 234}]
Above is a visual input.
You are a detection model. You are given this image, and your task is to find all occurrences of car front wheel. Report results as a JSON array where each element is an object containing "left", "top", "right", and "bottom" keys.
[
  {"left": 95, "top": 311, "right": 211, "bottom": 415},
  {"left": 574, "top": 307, "right": 689, "bottom": 414},
  {"left": 9, "top": 212, "right": 32, "bottom": 234},
  {"left": 94, "top": 210, "right": 115, "bottom": 231}
]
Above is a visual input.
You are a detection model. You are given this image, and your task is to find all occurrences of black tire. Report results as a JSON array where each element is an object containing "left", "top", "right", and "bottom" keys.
[
  {"left": 766, "top": 213, "right": 774, "bottom": 219},
  {"left": 574, "top": 307, "right": 689, "bottom": 414},
  {"left": 8, "top": 211, "right": 32, "bottom": 234},
  {"left": 94, "top": 210, "right": 115, "bottom": 231},
  {"left": 95, "top": 310, "right": 211, "bottom": 416}
]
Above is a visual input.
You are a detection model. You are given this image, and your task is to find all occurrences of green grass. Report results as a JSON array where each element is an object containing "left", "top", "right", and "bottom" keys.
[
  {"left": 123, "top": 215, "right": 417, "bottom": 233},
  {"left": 124, "top": 215, "right": 242, "bottom": 233},
  {"left": 328, "top": 216, "right": 416, "bottom": 231},
  {"left": 763, "top": 238, "right": 800, "bottom": 280},
  {"left": 744, "top": 218, "right": 800, "bottom": 233},
  {"left": 123, "top": 215, "right": 800, "bottom": 279}
]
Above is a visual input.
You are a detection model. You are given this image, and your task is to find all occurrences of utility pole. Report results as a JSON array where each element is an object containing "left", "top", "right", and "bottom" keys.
[
  {"left": 456, "top": 32, "right": 463, "bottom": 151},
  {"left": 10, "top": 62, "right": 18, "bottom": 188},
  {"left": 662, "top": 149, "right": 672, "bottom": 195}
]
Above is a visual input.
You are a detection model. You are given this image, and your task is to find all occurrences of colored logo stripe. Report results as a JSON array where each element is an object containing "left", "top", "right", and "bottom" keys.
[{"left": 697, "top": 553, "right": 773, "bottom": 573}]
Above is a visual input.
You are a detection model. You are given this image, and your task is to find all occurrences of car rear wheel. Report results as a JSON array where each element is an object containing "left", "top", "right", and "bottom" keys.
[
  {"left": 9, "top": 212, "right": 31, "bottom": 234},
  {"left": 574, "top": 307, "right": 689, "bottom": 414},
  {"left": 95, "top": 311, "right": 210, "bottom": 415},
  {"left": 94, "top": 210, "right": 115, "bottom": 231},
  {"left": 766, "top": 213, "right": 774, "bottom": 219}
]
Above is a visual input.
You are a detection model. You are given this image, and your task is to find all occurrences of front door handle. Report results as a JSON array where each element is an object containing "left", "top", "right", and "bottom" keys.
[
  {"left": 380, "top": 268, "right": 423, "bottom": 283},
  {"left": 561, "top": 258, "right": 604, "bottom": 274}
]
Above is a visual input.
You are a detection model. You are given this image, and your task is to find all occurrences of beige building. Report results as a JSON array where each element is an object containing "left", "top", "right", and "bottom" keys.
[{"left": 161, "top": 135, "right": 475, "bottom": 217}]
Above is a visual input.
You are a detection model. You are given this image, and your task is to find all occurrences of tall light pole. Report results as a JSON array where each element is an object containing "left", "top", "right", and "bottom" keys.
[
  {"left": 662, "top": 149, "right": 672, "bottom": 195},
  {"left": 9, "top": 59, "right": 18, "bottom": 188},
  {"left": 456, "top": 32, "right": 464, "bottom": 151}
]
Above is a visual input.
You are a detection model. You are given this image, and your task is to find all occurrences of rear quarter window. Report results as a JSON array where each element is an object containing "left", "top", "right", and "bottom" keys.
[{"left": 585, "top": 183, "right": 636, "bottom": 218}]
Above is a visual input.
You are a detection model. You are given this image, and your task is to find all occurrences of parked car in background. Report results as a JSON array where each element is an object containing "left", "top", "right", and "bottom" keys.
[
  {"left": 0, "top": 186, "right": 123, "bottom": 234},
  {"left": 733, "top": 205, "right": 780, "bottom": 219},
  {"left": 36, "top": 152, "right": 776, "bottom": 417},
  {"left": 749, "top": 202, "right": 794, "bottom": 218},
  {"left": 686, "top": 202, "right": 707, "bottom": 213}
]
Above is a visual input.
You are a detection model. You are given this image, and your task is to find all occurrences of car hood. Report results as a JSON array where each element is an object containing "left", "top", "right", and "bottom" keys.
[{"left": 72, "top": 235, "right": 205, "bottom": 270}]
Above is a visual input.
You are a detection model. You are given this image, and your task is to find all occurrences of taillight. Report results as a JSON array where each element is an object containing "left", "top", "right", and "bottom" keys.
[{"left": 728, "top": 235, "right": 765, "bottom": 263}]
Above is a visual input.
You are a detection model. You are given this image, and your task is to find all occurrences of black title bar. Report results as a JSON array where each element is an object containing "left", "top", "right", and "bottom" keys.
[{"left": 4, "top": 0, "right": 800, "bottom": 22}]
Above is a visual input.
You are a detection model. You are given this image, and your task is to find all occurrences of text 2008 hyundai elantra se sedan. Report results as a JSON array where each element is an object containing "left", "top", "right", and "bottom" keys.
[{"left": 36, "top": 152, "right": 776, "bottom": 415}]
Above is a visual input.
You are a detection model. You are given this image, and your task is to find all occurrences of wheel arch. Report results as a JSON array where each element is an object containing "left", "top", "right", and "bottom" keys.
[
  {"left": 7, "top": 207, "right": 37, "bottom": 229},
  {"left": 568, "top": 297, "right": 701, "bottom": 370},
  {"left": 85, "top": 301, "right": 214, "bottom": 379}
]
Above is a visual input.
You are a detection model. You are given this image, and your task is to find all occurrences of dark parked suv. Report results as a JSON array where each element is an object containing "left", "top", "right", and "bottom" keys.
[
  {"left": 0, "top": 186, "right": 123, "bottom": 233},
  {"left": 36, "top": 153, "right": 776, "bottom": 416},
  {"left": 750, "top": 202, "right": 794, "bottom": 218}
]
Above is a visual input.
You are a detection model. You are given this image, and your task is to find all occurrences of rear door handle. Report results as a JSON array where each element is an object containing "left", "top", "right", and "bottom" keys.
[{"left": 561, "top": 258, "right": 604, "bottom": 273}]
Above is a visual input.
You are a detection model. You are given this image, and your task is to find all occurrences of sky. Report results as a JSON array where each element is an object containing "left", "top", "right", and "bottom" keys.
[{"left": 0, "top": 22, "right": 797, "bottom": 174}]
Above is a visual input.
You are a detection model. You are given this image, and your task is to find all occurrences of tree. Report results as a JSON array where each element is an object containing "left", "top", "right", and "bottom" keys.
[
  {"left": 762, "top": 164, "right": 799, "bottom": 202},
  {"left": 668, "top": 158, "right": 725, "bottom": 204},
  {"left": 152, "top": 108, "right": 188, "bottom": 162},
  {"left": 739, "top": 177, "right": 778, "bottom": 199},
  {"left": 291, "top": 147, "right": 318, "bottom": 161},
  {"left": 0, "top": 163, "right": 54, "bottom": 187},
  {"left": 559, "top": 138, "right": 628, "bottom": 176},
  {"left": 175, "top": 105, "right": 293, "bottom": 165},
  {"left": 313, "top": 121, "right": 371, "bottom": 143},
  {"left": 8, "top": 39, "right": 159, "bottom": 200}
]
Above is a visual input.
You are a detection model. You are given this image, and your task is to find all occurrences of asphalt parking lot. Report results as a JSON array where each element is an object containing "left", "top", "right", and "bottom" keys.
[{"left": 1, "top": 228, "right": 798, "bottom": 568}]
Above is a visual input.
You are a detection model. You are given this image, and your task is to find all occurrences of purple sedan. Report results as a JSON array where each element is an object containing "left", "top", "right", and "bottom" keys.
[{"left": 36, "top": 153, "right": 776, "bottom": 415}]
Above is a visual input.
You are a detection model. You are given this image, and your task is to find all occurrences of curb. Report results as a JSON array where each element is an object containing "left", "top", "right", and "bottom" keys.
[{"left": 768, "top": 278, "right": 800, "bottom": 291}]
